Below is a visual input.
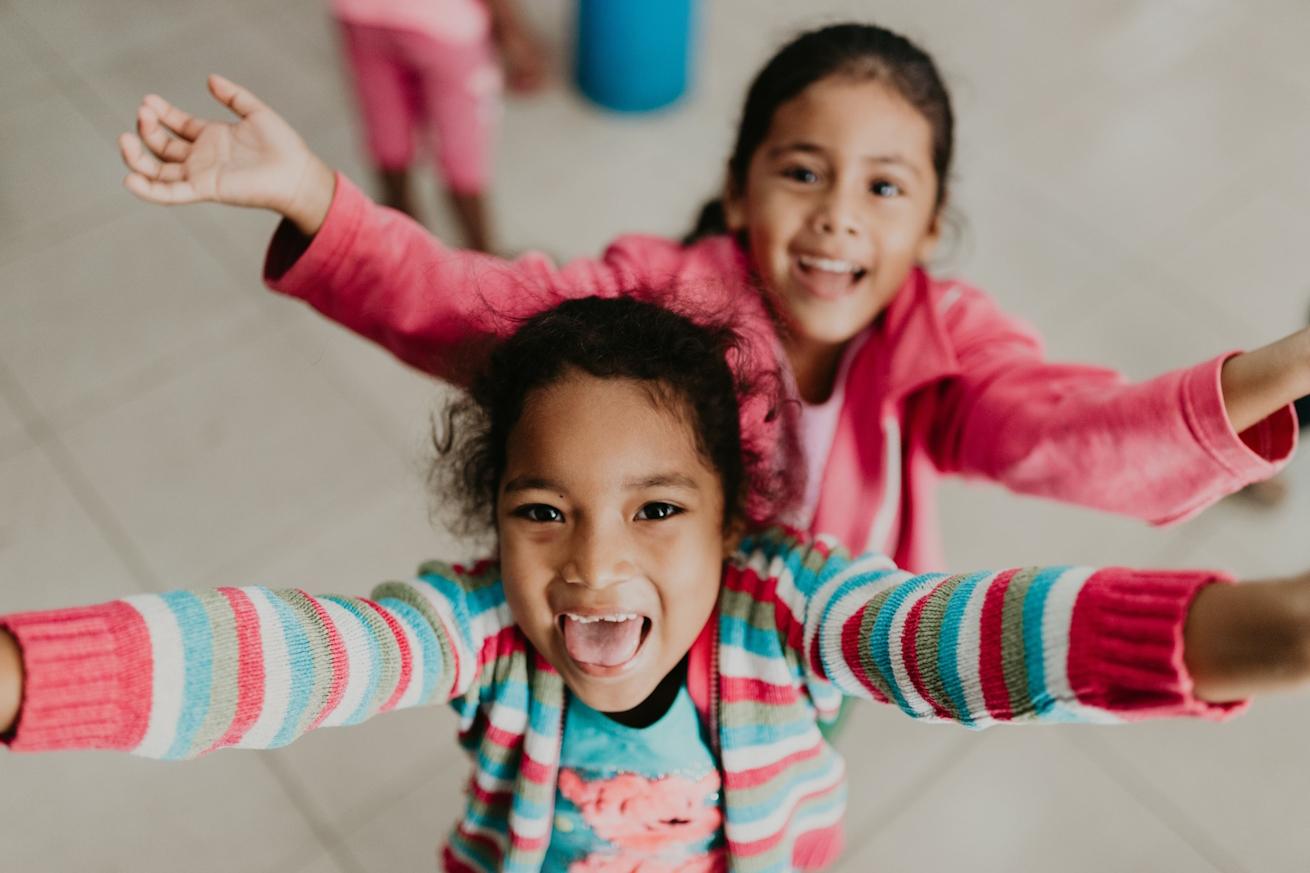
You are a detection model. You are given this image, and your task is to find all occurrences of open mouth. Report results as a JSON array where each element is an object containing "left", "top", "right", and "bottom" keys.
[
  {"left": 793, "top": 253, "right": 868, "bottom": 299},
  {"left": 557, "top": 612, "right": 653, "bottom": 676}
]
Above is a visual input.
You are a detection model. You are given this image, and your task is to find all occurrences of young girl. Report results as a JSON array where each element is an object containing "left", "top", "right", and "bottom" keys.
[
  {"left": 2, "top": 296, "right": 1309, "bottom": 873},
  {"left": 332, "top": 0, "right": 547, "bottom": 250},
  {"left": 116, "top": 23, "right": 1307, "bottom": 574}
]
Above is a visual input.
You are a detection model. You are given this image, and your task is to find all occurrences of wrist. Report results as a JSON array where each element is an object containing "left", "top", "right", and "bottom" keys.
[
  {"left": 284, "top": 155, "right": 335, "bottom": 237},
  {"left": 0, "top": 628, "right": 23, "bottom": 737}
]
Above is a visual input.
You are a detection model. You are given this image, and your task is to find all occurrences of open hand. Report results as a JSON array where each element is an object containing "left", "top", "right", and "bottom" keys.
[{"left": 118, "top": 74, "right": 334, "bottom": 235}]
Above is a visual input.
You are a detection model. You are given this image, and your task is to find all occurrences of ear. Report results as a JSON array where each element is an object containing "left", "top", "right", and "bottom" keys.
[
  {"left": 916, "top": 208, "right": 943, "bottom": 263},
  {"left": 722, "top": 170, "right": 747, "bottom": 233}
]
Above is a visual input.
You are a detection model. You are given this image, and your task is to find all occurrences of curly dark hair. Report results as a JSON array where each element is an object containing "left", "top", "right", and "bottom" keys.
[{"left": 431, "top": 296, "right": 798, "bottom": 537}]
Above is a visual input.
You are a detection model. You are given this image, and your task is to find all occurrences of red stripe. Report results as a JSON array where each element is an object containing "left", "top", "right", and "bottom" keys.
[
  {"left": 839, "top": 611, "right": 889, "bottom": 702},
  {"left": 210, "top": 589, "right": 264, "bottom": 750},
  {"left": 303, "top": 592, "right": 349, "bottom": 731},
  {"left": 726, "top": 776, "right": 840, "bottom": 857},
  {"left": 723, "top": 741, "right": 823, "bottom": 789},
  {"left": 365, "top": 600, "right": 413, "bottom": 712},
  {"left": 978, "top": 569, "right": 1018, "bottom": 721},
  {"left": 900, "top": 582, "right": 953, "bottom": 719},
  {"left": 720, "top": 675, "right": 800, "bottom": 706}
]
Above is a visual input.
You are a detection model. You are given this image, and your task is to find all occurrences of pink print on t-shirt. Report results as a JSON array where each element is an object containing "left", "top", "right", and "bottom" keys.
[{"left": 558, "top": 768, "right": 725, "bottom": 871}]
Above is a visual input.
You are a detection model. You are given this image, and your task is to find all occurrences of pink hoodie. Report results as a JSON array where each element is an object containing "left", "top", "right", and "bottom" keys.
[{"left": 265, "top": 174, "right": 1296, "bottom": 571}]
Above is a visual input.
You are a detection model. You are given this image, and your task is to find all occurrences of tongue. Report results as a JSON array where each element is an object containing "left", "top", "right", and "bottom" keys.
[
  {"left": 799, "top": 266, "right": 853, "bottom": 299},
  {"left": 562, "top": 617, "right": 643, "bottom": 667}
]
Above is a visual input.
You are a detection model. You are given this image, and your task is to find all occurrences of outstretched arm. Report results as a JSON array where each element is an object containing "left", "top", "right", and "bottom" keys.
[
  {"left": 1220, "top": 325, "right": 1310, "bottom": 433},
  {"left": 781, "top": 538, "right": 1310, "bottom": 726},
  {"left": 0, "top": 564, "right": 506, "bottom": 754},
  {"left": 118, "top": 75, "right": 335, "bottom": 235}
]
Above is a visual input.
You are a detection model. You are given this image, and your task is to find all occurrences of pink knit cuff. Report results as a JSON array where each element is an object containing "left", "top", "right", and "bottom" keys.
[
  {"left": 1181, "top": 352, "right": 1297, "bottom": 478},
  {"left": 1068, "top": 569, "right": 1246, "bottom": 721},
  {"left": 0, "top": 603, "right": 152, "bottom": 752},
  {"left": 263, "top": 170, "right": 366, "bottom": 293}
]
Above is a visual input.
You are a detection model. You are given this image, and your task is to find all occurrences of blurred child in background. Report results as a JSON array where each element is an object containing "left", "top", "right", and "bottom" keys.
[{"left": 332, "top": 0, "right": 547, "bottom": 250}]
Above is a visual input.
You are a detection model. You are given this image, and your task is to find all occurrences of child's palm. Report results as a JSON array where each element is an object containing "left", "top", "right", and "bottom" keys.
[{"left": 119, "top": 75, "right": 310, "bottom": 214}]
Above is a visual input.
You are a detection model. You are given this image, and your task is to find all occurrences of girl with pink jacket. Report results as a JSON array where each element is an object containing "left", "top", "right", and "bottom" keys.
[{"left": 117, "top": 23, "right": 1305, "bottom": 573}]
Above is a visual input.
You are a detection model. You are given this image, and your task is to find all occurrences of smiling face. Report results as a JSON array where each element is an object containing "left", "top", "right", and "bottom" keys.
[
  {"left": 725, "top": 75, "right": 942, "bottom": 365},
  {"left": 496, "top": 370, "right": 728, "bottom": 713}
]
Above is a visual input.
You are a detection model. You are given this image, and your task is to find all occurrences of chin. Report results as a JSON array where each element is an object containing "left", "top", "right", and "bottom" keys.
[{"left": 567, "top": 673, "right": 662, "bottom": 713}]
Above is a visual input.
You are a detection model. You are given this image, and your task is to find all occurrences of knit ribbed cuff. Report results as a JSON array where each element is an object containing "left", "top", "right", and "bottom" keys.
[
  {"left": 1068, "top": 569, "right": 1246, "bottom": 721},
  {"left": 0, "top": 603, "right": 152, "bottom": 752}
]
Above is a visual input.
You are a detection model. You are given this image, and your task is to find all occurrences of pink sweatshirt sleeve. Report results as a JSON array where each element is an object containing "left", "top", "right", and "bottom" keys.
[
  {"left": 927, "top": 286, "right": 1296, "bottom": 524},
  {"left": 263, "top": 173, "right": 721, "bottom": 385}
]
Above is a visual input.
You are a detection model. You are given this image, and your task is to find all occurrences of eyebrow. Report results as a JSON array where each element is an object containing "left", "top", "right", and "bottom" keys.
[
  {"left": 501, "top": 473, "right": 701, "bottom": 494},
  {"left": 767, "top": 142, "right": 922, "bottom": 178}
]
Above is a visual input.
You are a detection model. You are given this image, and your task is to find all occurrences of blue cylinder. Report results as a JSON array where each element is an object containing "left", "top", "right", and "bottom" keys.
[{"left": 574, "top": 0, "right": 696, "bottom": 113}]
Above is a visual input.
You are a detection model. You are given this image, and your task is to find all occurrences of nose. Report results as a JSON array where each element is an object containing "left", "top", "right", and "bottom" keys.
[
  {"left": 809, "top": 186, "right": 862, "bottom": 238},
  {"left": 560, "top": 518, "right": 634, "bottom": 590}
]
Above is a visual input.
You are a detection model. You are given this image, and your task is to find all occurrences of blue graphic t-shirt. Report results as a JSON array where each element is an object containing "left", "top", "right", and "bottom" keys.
[{"left": 543, "top": 684, "right": 725, "bottom": 872}]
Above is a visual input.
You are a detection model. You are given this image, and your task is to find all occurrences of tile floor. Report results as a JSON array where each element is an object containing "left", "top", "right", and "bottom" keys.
[{"left": 1, "top": 0, "right": 1308, "bottom": 870}]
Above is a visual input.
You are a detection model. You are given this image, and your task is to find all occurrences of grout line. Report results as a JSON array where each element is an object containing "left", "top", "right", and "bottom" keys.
[
  {"left": 1065, "top": 731, "right": 1250, "bottom": 873},
  {"left": 258, "top": 755, "right": 373, "bottom": 873},
  {"left": 839, "top": 731, "right": 980, "bottom": 855}
]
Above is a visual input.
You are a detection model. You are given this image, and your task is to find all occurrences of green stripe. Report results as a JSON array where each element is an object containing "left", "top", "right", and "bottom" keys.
[
  {"left": 276, "top": 590, "right": 334, "bottom": 736},
  {"left": 1000, "top": 568, "right": 1038, "bottom": 717},
  {"left": 914, "top": 575, "right": 967, "bottom": 719},
  {"left": 855, "top": 586, "right": 898, "bottom": 702}
]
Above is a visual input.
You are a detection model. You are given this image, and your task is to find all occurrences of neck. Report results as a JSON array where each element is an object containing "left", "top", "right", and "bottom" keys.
[
  {"left": 785, "top": 336, "right": 848, "bottom": 404},
  {"left": 604, "top": 656, "right": 688, "bottom": 728}
]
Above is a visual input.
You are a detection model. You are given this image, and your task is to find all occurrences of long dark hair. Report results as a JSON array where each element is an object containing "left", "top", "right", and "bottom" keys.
[
  {"left": 684, "top": 23, "right": 955, "bottom": 244},
  {"left": 431, "top": 296, "right": 798, "bottom": 536}
]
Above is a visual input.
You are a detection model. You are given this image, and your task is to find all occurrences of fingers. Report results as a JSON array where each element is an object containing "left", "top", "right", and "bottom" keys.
[
  {"left": 123, "top": 172, "right": 201, "bottom": 205},
  {"left": 143, "top": 93, "right": 206, "bottom": 141},
  {"left": 118, "top": 133, "right": 187, "bottom": 182},
  {"left": 137, "top": 104, "right": 192, "bottom": 163},
  {"left": 207, "top": 73, "right": 266, "bottom": 119}
]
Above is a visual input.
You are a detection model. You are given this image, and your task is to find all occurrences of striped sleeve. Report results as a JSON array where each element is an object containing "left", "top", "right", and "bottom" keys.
[
  {"left": 0, "top": 563, "right": 508, "bottom": 756},
  {"left": 801, "top": 550, "right": 1247, "bottom": 727}
]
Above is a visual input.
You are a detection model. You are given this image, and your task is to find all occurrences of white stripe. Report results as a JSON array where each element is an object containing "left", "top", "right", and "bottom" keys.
[
  {"left": 728, "top": 755, "right": 845, "bottom": 843},
  {"left": 953, "top": 571, "right": 997, "bottom": 720},
  {"left": 395, "top": 609, "right": 428, "bottom": 710},
  {"left": 719, "top": 645, "right": 796, "bottom": 687},
  {"left": 316, "top": 600, "right": 370, "bottom": 727},
  {"left": 720, "top": 724, "right": 823, "bottom": 773},
  {"left": 237, "top": 589, "right": 292, "bottom": 748},
  {"left": 886, "top": 581, "right": 939, "bottom": 717},
  {"left": 805, "top": 562, "right": 905, "bottom": 694},
  {"left": 864, "top": 412, "right": 902, "bottom": 555},
  {"left": 123, "top": 596, "right": 186, "bottom": 759},
  {"left": 1040, "top": 568, "right": 1093, "bottom": 701},
  {"left": 522, "top": 721, "right": 560, "bottom": 768}
]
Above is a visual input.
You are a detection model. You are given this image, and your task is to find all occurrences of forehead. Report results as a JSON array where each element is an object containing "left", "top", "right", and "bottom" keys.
[
  {"left": 761, "top": 75, "right": 934, "bottom": 165},
  {"left": 505, "top": 372, "right": 715, "bottom": 483}
]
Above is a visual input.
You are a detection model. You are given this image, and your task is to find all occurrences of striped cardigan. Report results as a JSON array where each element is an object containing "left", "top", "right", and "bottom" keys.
[{"left": 0, "top": 528, "right": 1240, "bottom": 871}]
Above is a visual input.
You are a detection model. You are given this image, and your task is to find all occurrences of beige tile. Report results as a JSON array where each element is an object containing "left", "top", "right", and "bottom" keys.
[
  {"left": 0, "top": 749, "right": 325, "bottom": 873},
  {"left": 1144, "top": 179, "right": 1310, "bottom": 348},
  {"left": 0, "top": 392, "right": 28, "bottom": 461},
  {"left": 1071, "top": 690, "right": 1310, "bottom": 873},
  {"left": 839, "top": 729, "right": 1224, "bottom": 872},
  {"left": 0, "top": 209, "right": 272, "bottom": 428},
  {"left": 289, "top": 848, "right": 352, "bottom": 873},
  {"left": 342, "top": 761, "right": 474, "bottom": 873},
  {"left": 994, "top": 42, "right": 1306, "bottom": 253},
  {"left": 11, "top": 0, "right": 230, "bottom": 75},
  {"left": 58, "top": 322, "right": 412, "bottom": 588},
  {"left": 0, "top": 443, "right": 140, "bottom": 613},
  {"left": 0, "top": 80, "right": 127, "bottom": 265},
  {"left": 833, "top": 701, "right": 977, "bottom": 835}
]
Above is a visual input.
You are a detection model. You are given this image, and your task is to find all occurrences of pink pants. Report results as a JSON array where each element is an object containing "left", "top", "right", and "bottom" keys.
[{"left": 338, "top": 20, "right": 501, "bottom": 193}]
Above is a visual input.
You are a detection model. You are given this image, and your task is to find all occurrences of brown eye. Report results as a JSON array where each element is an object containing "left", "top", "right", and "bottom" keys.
[
  {"left": 636, "top": 502, "right": 682, "bottom": 521},
  {"left": 782, "top": 165, "right": 819, "bottom": 184},
  {"left": 514, "top": 504, "right": 564, "bottom": 523},
  {"left": 871, "top": 180, "right": 903, "bottom": 197}
]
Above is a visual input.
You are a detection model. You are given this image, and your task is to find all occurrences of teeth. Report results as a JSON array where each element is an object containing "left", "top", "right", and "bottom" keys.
[
  {"left": 798, "top": 254, "right": 858, "bottom": 274},
  {"left": 564, "top": 612, "right": 639, "bottom": 624}
]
